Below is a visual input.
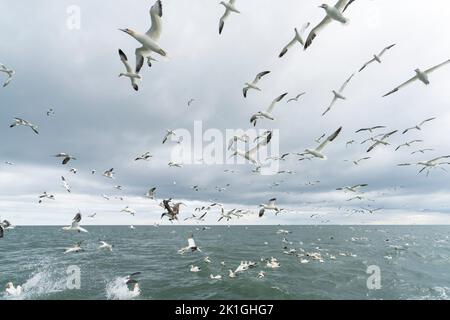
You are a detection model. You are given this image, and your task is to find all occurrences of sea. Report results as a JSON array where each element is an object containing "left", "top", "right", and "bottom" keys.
[{"left": 0, "top": 225, "right": 449, "bottom": 300}]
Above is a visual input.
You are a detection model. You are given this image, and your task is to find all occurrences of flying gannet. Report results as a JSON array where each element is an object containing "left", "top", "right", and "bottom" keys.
[
  {"left": 304, "top": 0, "right": 355, "bottom": 49},
  {"left": 62, "top": 212, "right": 88, "bottom": 233},
  {"left": 162, "top": 130, "right": 176, "bottom": 144},
  {"left": 395, "top": 140, "right": 423, "bottom": 151},
  {"left": 64, "top": 241, "right": 84, "bottom": 254},
  {"left": 359, "top": 44, "right": 396, "bottom": 72},
  {"left": 145, "top": 187, "right": 156, "bottom": 199},
  {"left": 10, "top": 118, "right": 39, "bottom": 134},
  {"left": 38, "top": 191, "right": 55, "bottom": 203},
  {"left": 0, "top": 63, "right": 15, "bottom": 87},
  {"left": 242, "top": 71, "right": 270, "bottom": 98},
  {"left": 355, "top": 126, "right": 386, "bottom": 134},
  {"left": 54, "top": 153, "right": 76, "bottom": 165},
  {"left": 303, "top": 127, "right": 342, "bottom": 159},
  {"left": 230, "top": 131, "right": 272, "bottom": 166},
  {"left": 322, "top": 73, "right": 354, "bottom": 116},
  {"left": 98, "top": 241, "right": 113, "bottom": 251},
  {"left": 336, "top": 184, "right": 368, "bottom": 193},
  {"left": 366, "top": 130, "right": 397, "bottom": 153},
  {"left": 119, "top": 0, "right": 166, "bottom": 73},
  {"left": 287, "top": 92, "right": 306, "bottom": 103},
  {"left": 383, "top": 59, "right": 450, "bottom": 97},
  {"left": 134, "top": 151, "right": 152, "bottom": 161},
  {"left": 250, "top": 93, "right": 288, "bottom": 126},
  {"left": 259, "top": 198, "right": 281, "bottom": 217},
  {"left": 402, "top": 117, "right": 436, "bottom": 134},
  {"left": 219, "top": 0, "right": 240, "bottom": 35},
  {"left": 61, "top": 176, "right": 71, "bottom": 193},
  {"left": 118, "top": 49, "right": 141, "bottom": 91},
  {"left": 279, "top": 23, "right": 310, "bottom": 58}
]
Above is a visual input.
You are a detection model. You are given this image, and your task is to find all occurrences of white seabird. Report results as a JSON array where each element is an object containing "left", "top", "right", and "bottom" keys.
[
  {"left": 250, "top": 93, "right": 288, "bottom": 126},
  {"left": 64, "top": 241, "right": 84, "bottom": 254},
  {"left": 227, "top": 133, "right": 249, "bottom": 150},
  {"left": 190, "top": 265, "right": 201, "bottom": 272},
  {"left": 38, "top": 191, "right": 55, "bottom": 203},
  {"left": 178, "top": 234, "right": 201, "bottom": 254},
  {"left": 402, "top": 117, "right": 436, "bottom": 134},
  {"left": 98, "top": 241, "right": 113, "bottom": 251},
  {"left": 359, "top": 44, "right": 396, "bottom": 72},
  {"left": 355, "top": 126, "right": 386, "bottom": 134},
  {"left": 10, "top": 118, "right": 39, "bottom": 134},
  {"left": 366, "top": 130, "right": 397, "bottom": 153},
  {"left": 103, "top": 168, "right": 115, "bottom": 179},
  {"left": 259, "top": 198, "right": 281, "bottom": 217},
  {"left": 121, "top": 206, "right": 136, "bottom": 216},
  {"left": 219, "top": 0, "right": 240, "bottom": 35},
  {"left": 145, "top": 187, "right": 156, "bottom": 199},
  {"left": 336, "top": 184, "right": 368, "bottom": 193},
  {"left": 210, "top": 274, "right": 222, "bottom": 280},
  {"left": 134, "top": 151, "right": 152, "bottom": 161},
  {"left": 54, "top": 153, "right": 76, "bottom": 165},
  {"left": 118, "top": 49, "right": 141, "bottom": 91},
  {"left": 395, "top": 140, "right": 423, "bottom": 151},
  {"left": 162, "top": 130, "right": 176, "bottom": 144},
  {"left": 304, "top": 0, "right": 355, "bottom": 49},
  {"left": 383, "top": 59, "right": 450, "bottom": 97},
  {"left": 119, "top": 0, "right": 166, "bottom": 73},
  {"left": 322, "top": 73, "right": 354, "bottom": 116},
  {"left": 230, "top": 131, "right": 272, "bottom": 166},
  {"left": 61, "top": 176, "right": 71, "bottom": 193},
  {"left": 0, "top": 63, "right": 15, "bottom": 87},
  {"left": 279, "top": 23, "right": 310, "bottom": 58},
  {"left": 287, "top": 92, "right": 306, "bottom": 103},
  {"left": 304, "top": 127, "right": 342, "bottom": 159},
  {"left": 62, "top": 212, "right": 88, "bottom": 233},
  {"left": 242, "top": 71, "right": 270, "bottom": 98}
]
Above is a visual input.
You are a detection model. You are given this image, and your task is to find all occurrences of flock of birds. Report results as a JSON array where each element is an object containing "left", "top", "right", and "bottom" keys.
[{"left": 1, "top": 0, "right": 450, "bottom": 298}]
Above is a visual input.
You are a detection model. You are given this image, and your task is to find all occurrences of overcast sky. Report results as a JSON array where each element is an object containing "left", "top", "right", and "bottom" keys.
[{"left": 1, "top": 0, "right": 450, "bottom": 225}]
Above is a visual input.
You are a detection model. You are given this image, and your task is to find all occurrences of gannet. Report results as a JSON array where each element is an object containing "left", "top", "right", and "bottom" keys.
[
  {"left": 259, "top": 198, "right": 281, "bottom": 217},
  {"left": 46, "top": 108, "right": 55, "bottom": 116},
  {"left": 351, "top": 157, "right": 371, "bottom": 165},
  {"left": 304, "top": 0, "right": 355, "bottom": 49},
  {"left": 411, "top": 149, "right": 434, "bottom": 155},
  {"left": 118, "top": 49, "right": 141, "bottom": 91},
  {"left": 359, "top": 44, "right": 396, "bottom": 72},
  {"left": 103, "top": 168, "right": 115, "bottom": 179},
  {"left": 355, "top": 126, "right": 386, "bottom": 133},
  {"left": 287, "top": 92, "right": 306, "bottom": 103},
  {"left": 69, "top": 168, "right": 77, "bottom": 174},
  {"left": 366, "top": 130, "right": 397, "bottom": 152},
  {"left": 61, "top": 176, "right": 71, "bottom": 193},
  {"left": 219, "top": 0, "right": 240, "bottom": 35},
  {"left": 54, "top": 153, "right": 76, "bottom": 165},
  {"left": 399, "top": 155, "right": 450, "bottom": 174},
  {"left": 322, "top": 73, "right": 354, "bottom": 116},
  {"left": 88, "top": 213, "right": 97, "bottom": 218},
  {"left": 210, "top": 274, "right": 222, "bottom": 280},
  {"left": 0, "top": 63, "right": 15, "bottom": 87},
  {"left": 168, "top": 162, "right": 183, "bottom": 168},
  {"left": 228, "top": 270, "right": 236, "bottom": 278},
  {"left": 187, "top": 98, "right": 195, "bottom": 106},
  {"left": 10, "top": 118, "right": 39, "bottom": 134},
  {"left": 204, "top": 256, "right": 212, "bottom": 264},
  {"left": 279, "top": 23, "right": 310, "bottom": 58},
  {"left": 98, "top": 241, "right": 113, "bottom": 251},
  {"left": 304, "top": 127, "right": 342, "bottom": 159},
  {"left": 64, "top": 241, "right": 84, "bottom": 254},
  {"left": 395, "top": 140, "right": 423, "bottom": 151},
  {"left": 178, "top": 234, "right": 201, "bottom": 254},
  {"left": 5, "top": 282, "right": 23, "bottom": 297},
  {"left": 230, "top": 131, "right": 272, "bottom": 166},
  {"left": 134, "top": 151, "right": 152, "bottom": 161},
  {"left": 190, "top": 265, "right": 201, "bottom": 272},
  {"left": 145, "top": 187, "right": 156, "bottom": 199},
  {"left": 336, "top": 184, "right": 368, "bottom": 193},
  {"left": 4, "top": 161, "right": 14, "bottom": 165},
  {"left": 402, "top": 117, "right": 436, "bottom": 134},
  {"left": 162, "top": 130, "right": 176, "bottom": 144},
  {"left": 121, "top": 206, "right": 136, "bottom": 216},
  {"left": 383, "top": 59, "right": 450, "bottom": 97},
  {"left": 38, "top": 191, "right": 55, "bottom": 203},
  {"left": 62, "top": 212, "right": 88, "bottom": 233},
  {"left": 242, "top": 71, "right": 270, "bottom": 98},
  {"left": 0, "top": 220, "right": 13, "bottom": 238},
  {"left": 119, "top": 0, "right": 166, "bottom": 74},
  {"left": 250, "top": 93, "right": 288, "bottom": 126}
]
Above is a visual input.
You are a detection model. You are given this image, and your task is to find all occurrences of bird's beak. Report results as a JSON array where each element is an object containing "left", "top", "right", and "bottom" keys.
[{"left": 118, "top": 28, "right": 127, "bottom": 33}]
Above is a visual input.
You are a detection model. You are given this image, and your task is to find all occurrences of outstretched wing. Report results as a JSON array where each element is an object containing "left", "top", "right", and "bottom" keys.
[
  {"left": 146, "top": 0, "right": 163, "bottom": 40},
  {"left": 316, "top": 127, "right": 342, "bottom": 152},
  {"left": 338, "top": 73, "right": 354, "bottom": 93},
  {"left": 424, "top": 59, "right": 450, "bottom": 75},
  {"left": 267, "top": 92, "right": 288, "bottom": 113},
  {"left": 378, "top": 43, "right": 396, "bottom": 57}
]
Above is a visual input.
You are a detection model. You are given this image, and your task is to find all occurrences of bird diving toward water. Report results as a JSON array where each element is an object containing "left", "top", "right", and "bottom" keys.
[
  {"left": 304, "top": 0, "right": 355, "bottom": 50},
  {"left": 383, "top": 59, "right": 450, "bottom": 97},
  {"left": 62, "top": 212, "right": 88, "bottom": 233},
  {"left": 242, "top": 71, "right": 270, "bottom": 98},
  {"left": 279, "top": 23, "right": 310, "bottom": 58},
  {"left": 219, "top": 0, "right": 240, "bottom": 35},
  {"left": 119, "top": 0, "right": 166, "bottom": 74}
]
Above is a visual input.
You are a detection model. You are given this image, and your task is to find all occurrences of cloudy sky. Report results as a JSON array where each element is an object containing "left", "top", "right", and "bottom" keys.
[{"left": 1, "top": 0, "right": 450, "bottom": 225}]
